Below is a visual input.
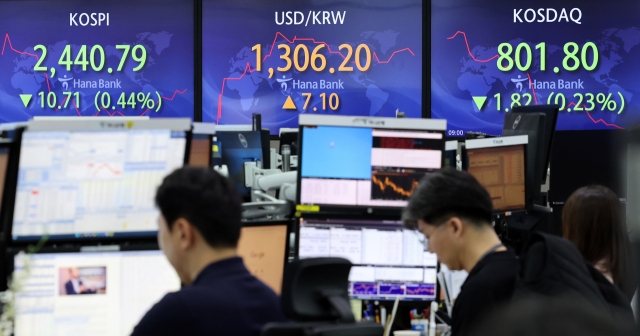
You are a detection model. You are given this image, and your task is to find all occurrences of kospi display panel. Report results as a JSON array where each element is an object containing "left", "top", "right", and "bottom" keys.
[
  {"left": 431, "top": 0, "right": 640, "bottom": 136},
  {"left": 0, "top": 0, "right": 194, "bottom": 121},
  {"left": 203, "top": 0, "right": 423, "bottom": 134}
]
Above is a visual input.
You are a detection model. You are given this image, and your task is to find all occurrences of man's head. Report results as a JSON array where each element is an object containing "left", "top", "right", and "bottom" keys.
[
  {"left": 403, "top": 168, "right": 494, "bottom": 270},
  {"left": 155, "top": 167, "right": 243, "bottom": 284},
  {"left": 69, "top": 268, "right": 79, "bottom": 279}
]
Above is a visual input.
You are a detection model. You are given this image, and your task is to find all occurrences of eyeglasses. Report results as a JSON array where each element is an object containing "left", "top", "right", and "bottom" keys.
[{"left": 412, "top": 230, "right": 429, "bottom": 251}]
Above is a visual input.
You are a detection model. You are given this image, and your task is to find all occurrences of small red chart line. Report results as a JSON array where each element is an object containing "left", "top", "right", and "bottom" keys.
[
  {"left": 217, "top": 63, "right": 256, "bottom": 122},
  {"left": 92, "top": 163, "right": 121, "bottom": 176},
  {"left": 2, "top": 33, "right": 52, "bottom": 92},
  {"left": 566, "top": 102, "right": 624, "bottom": 129},
  {"left": 447, "top": 31, "right": 499, "bottom": 63},
  {"left": 216, "top": 32, "right": 416, "bottom": 123},
  {"left": 140, "top": 89, "right": 188, "bottom": 116}
]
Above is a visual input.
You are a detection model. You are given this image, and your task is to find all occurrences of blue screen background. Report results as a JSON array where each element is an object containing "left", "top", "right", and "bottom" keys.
[
  {"left": 301, "top": 126, "right": 372, "bottom": 180},
  {"left": 431, "top": 0, "right": 640, "bottom": 135},
  {"left": 202, "top": 0, "right": 422, "bottom": 134},
  {"left": 0, "top": 0, "right": 194, "bottom": 121}
]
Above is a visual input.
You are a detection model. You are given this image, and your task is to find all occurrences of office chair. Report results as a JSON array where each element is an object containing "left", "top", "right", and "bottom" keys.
[{"left": 261, "top": 257, "right": 383, "bottom": 336}]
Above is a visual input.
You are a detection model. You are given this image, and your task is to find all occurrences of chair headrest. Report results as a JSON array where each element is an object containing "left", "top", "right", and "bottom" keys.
[{"left": 280, "top": 257, "right": 353, "bottom": 322}]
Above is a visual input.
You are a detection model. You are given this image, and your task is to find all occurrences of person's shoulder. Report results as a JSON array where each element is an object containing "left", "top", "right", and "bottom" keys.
[
  {"left": 479, "top": 250, "right": 519, "bottom": 272},
  {"left": 131, "top": 292, "right": 191, "bottom": 336},
  {"left": 466, "top": 251, "right": 519, "bottom": 288}
]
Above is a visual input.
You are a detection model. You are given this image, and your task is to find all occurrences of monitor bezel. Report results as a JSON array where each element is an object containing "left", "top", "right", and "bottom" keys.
[
  {"left": 464, "top": 135, "right": 531, "bottom": 212},
  {"left": 5, "top": 121, "right": 192, "bottom": 245},
  {"left": 296, "top": 115, "right": 446, "bottom": 217}
]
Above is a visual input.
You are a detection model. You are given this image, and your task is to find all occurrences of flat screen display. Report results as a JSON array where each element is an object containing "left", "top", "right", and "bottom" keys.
[
  {"left": 11, "top": 130, "right": 187, "bottom": 241},
  {"left": 203, "top": 0, "right": 423, "bottom": 134},
  {"left": 14, "top": 250, "right": 180, "bottom": 336},
  {"left": 298, "top": 218, "right": 437, "bottom": 301},
  {"left": 0, "top": 0, "right": 194, "bottom": 121},
  {"left": 431, "top": 0, "right": 640, "bottom": 136}
]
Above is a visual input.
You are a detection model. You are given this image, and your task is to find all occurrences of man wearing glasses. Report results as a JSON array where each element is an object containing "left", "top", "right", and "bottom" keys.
[{"left": 403, "top": 168, "right": 519, "bottom": 336}]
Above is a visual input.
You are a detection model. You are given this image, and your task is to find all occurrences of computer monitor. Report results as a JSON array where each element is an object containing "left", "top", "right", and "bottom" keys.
[
  {"left": 0, "top": 140, "right": 13, "bottom": 210},
  {"left": 8, "top": 119, "right": 190, "bottom": 242},
  {"left": 214, "top": 130, "right": 264, "bottom": 198},
  {"left": 12, "top": 249, "right": 180, "bottom": 336},
  {"left": 466, "top": 135, "right": 528, "bottom": 212},
  {"left": 502, "top": 113, "right": 545, "bottom": 205},
  {"left": 188, "top": 123, "right": 216, "bottom": 167},
  {"left": 512, "top": 105, "right": 559, "bottom": 185},
  {"left": 237, "top": 221, "right": 289, "bottom": 294},
  {"left": 549, "top": 130, "right": 627, "bottom": 204},
  {"left": 297, "top": 218, "right": 437, "bottom": 301},
  {"left": 444, "top": 140, "right": 458, "bottom": 169},
  {"left": 297, "top": 115, "right": 446, "bottom": 215},
  {"left": 279, "top": 128, "right": 299, "bottom": 156}
]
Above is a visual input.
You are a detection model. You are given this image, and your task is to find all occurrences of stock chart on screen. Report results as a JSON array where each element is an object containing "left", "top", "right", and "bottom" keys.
[
  {"left": 0, "top": 0, "right": 194, "bottom": 121},
  {"left": 203, "top": 0, "right": 423, "bottom": 134},
  {"left": 431, "top": 0, "right": 640, "bottom": 136}
]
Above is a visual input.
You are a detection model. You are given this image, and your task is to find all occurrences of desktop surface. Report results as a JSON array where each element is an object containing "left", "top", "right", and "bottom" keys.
[
  {"left": 11, "top": 129, "right": 186, "bottom": 241},
  {"left": 13, "top": 250, "right": 180, "bottom": 336},
  {"left": 298, "top": 218, "right": 437, "bottom": 301}
]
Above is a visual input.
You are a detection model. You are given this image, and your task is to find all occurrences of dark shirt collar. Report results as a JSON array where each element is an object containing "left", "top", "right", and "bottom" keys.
[
  {"left": 192, "top": 256, "right": 246, "bottom": 285},
  {"left": 469, "top": 248, "right": 515, "bottom": 277}
]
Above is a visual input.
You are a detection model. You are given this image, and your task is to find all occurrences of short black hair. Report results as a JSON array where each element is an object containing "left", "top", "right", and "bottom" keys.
[
  {"left": 403, "top": 168, "right": 493, "bottom": 229},
  {"left": 155, "top": 167, "right": 243, "bottom": 248}
]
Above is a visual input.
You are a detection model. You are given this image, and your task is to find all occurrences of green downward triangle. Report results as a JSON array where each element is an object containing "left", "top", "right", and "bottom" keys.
[
  {"left": 472, "top": 96, "right": 487, "bottom": 111},
  {"left": 19, "top": 94, "right": 32, "bottom": 107}
]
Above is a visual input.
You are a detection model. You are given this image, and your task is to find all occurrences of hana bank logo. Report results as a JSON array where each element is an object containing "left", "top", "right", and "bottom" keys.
[{"left": 276, "top": 75, "right": 293, "bottom": 95}]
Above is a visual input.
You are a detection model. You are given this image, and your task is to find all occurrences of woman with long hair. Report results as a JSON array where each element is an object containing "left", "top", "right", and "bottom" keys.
[{"left": 562, "top": 185, "right": 635, "bottom": 300}]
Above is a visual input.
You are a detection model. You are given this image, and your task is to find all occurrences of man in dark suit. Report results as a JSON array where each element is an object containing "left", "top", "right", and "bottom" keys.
[
  {"left": 131, "top": 167, "right": 287, "bottom": 336},
  {"left": 64, "top": 268, "right": 95, "bottom": 295}
]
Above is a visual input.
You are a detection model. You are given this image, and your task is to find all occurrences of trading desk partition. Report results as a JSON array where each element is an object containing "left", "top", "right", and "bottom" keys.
[{"left": 6, "top": 119, "right": 191, "bottom": 243}]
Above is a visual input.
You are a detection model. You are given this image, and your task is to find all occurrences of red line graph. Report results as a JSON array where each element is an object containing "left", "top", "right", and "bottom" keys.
[
  {"left": 3, "top": 33, "right": 51, "bottom": 92},
  {"left": 2, "top": 33, "right": 187, "bottom": 117},
  {"left": 448, "top": 30, "right": 624, "bottom": 129},
  {"left": 566, "top": 102, "right": 624, "bottom": 129},
  {"left": 216, "top": 32, "right": 416, "bottom": 123},
  {"left": 92, "top": 163, "right": 121, "bottom": 176},
  {"left": 447, "top": 31, "right": 499, "bottom": 63}
]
